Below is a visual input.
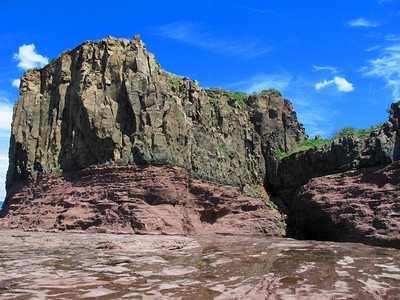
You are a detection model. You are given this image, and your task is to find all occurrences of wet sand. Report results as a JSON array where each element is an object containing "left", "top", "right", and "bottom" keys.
[{"left": 0, "top": 230, "right": 399, "bottom": 299}]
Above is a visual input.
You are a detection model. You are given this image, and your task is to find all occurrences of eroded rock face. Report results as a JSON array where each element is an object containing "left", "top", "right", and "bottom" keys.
[
  {"left": 291, "top": 161, "right": 400, "bottom": 249},
  {"left": 6, "top": 35, "right": 306, "bottom": 193},
  {"left": 0, "top": 165, "right": 283, "bottom": 236},
  {"left": 2, "top": 35, "right": 306, "bottom": 236},
  {"left": 270, "top": 101, "right": 400, "bottom": 208}
]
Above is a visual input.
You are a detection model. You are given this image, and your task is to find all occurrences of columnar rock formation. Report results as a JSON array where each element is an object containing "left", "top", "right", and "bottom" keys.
[
  {"left": 7, "top": 35, "right": 306, "bottom": 191},
  {"left": 1, "top": 35, "right": 305, "bottom": 236}
]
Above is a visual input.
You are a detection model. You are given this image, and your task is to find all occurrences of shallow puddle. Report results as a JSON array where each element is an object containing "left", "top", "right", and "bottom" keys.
[{"left": 0, "top": 230, "right": 399, "bottom": 299}]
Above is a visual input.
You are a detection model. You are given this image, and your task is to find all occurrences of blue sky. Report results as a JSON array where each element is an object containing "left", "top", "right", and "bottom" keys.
[{"left": 0, "top": 0, "right": 399, "bottom": 201}]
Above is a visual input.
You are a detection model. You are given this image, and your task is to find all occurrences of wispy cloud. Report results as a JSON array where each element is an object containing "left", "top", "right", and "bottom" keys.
[
  {"left": 227, "top": 73, "right": 291, "bottom": 94},
  {"left": 0, "top": 92, "right": 12, "bottom": 201},
  {"left": 13, "top": 44, "right": 48, "bottom": 70},
  {"left": 362, "top": 41, "right": 400, "bottom": 98},
  {"left": 290, "top": 97, "right": 335, "bottom": 139},
  {"left": 348, "top": 18, "right": 381, "bottom": 28},
  {"left": 156, "top": 22, "right": 271, "bottom": 57},
  {"left": 0, "top": 151, "right": 8, "bottom": 201},
  {"left": 315, "top": 76, "right": 354, "bottom": 92},
  {"left": 245, "top": 74, "right": 291, "bottom": 94},
  {"left": 313, "top": 65, "right": 338, "bottom": 74},
  {"left": 0, "top": 91, "right": 13, "bottom": 137}
]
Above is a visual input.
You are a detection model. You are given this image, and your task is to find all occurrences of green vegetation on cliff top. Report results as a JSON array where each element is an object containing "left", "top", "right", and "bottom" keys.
[{"left": 276, "top": 123, "right": 385, "bottom": 159}]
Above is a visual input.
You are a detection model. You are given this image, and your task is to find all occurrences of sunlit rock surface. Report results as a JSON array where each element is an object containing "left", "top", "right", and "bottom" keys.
[{"left": 0, "top": 231, "right": 399, "bottom": 299}]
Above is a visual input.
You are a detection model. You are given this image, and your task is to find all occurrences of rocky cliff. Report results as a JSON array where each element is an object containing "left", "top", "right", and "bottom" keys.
[
  {"left": 269, "top": 102, "right": 400, "bottom": 204},
  {"left": 2, "top": 35, "right": 398, "bottom": 248},
  {"left": 7, "top": 35, "right": 306, "bottom": 192},
  {"left": 0, "top": 35, "right": 306, "bottom": 236},
  {"left": 270, "top": 102, "right": 400, "bottom": 247}
]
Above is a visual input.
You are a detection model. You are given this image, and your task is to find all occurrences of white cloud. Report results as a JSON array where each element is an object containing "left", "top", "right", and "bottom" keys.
[
  {"left": 0, "top": 102, "right": 13, "bottom": 132},
  {"left": 334, "top": 77, "right": 354, "bottom": 91},
  {"left": 156, "top": 22, "right": 271, "bottom": 58},
  {"left": 348, "top": 18, "right": 381, "bottom": 28},
  {"left": 315, "top": 77, "right": 354, "bottom": 92},
  {"left": 362, "top": 41, "right": 400, "bottom": 99},
  {"left": 313, "top": 65, "right": 338, "bottom": 73},
  {"left": 315, "top": 79, "right": 334, "bottom": 90},
  {"left": 13, "top": 44, "right": 48, "bottom": 70},
  {"left": 12, "top": 79, "right": 20, "bottom": 88},
  {"left": 227, "top": 73, "right": 291, "bottom": 94}
]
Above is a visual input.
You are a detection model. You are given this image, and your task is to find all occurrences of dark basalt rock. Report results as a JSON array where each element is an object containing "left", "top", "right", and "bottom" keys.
[{"left": 269, "top": 102, "right": 400, "bottom": 248}]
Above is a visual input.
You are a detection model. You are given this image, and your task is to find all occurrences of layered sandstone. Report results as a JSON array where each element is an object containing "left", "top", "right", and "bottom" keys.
[
  {"left": 291, "top": 161, "right": 400, "bottom": 248},
  {"left": 0, "top": 165, "right": 283, "bottom": 236}
]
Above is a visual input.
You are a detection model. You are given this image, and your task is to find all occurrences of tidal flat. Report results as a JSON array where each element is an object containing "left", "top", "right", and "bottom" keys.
[{"left": 0, "top": 230, "right": 399, "bottom": 299}]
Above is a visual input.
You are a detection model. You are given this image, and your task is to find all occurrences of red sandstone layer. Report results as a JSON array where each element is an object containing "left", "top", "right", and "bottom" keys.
[
  {"left": 0, "top": 165, "right": 282, "bottom": 236},
  {"left": 291, "top": 161, "right": 400, "bottom": 248}
]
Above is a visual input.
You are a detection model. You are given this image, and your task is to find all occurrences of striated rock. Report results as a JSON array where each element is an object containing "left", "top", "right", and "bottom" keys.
[
  {"left": 6, "top": 35, "right": 306, "bottom": 193},
  {"left": 291, "top": 161, "right": 400, "bottom": 249},
  {"left": 3, "top": 34, "right": 398, "bottom": 249},
  {"left": 0, "top": 165, "right": 283, "bottom": 236}
]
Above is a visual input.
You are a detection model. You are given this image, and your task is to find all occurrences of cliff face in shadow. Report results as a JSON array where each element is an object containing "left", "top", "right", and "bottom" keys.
[
  {"left": 268, "top": 102, "right": 400, "bottom": 205},
  {"left": 269, "top": 102, "right": 400, "bottom": 248}
]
